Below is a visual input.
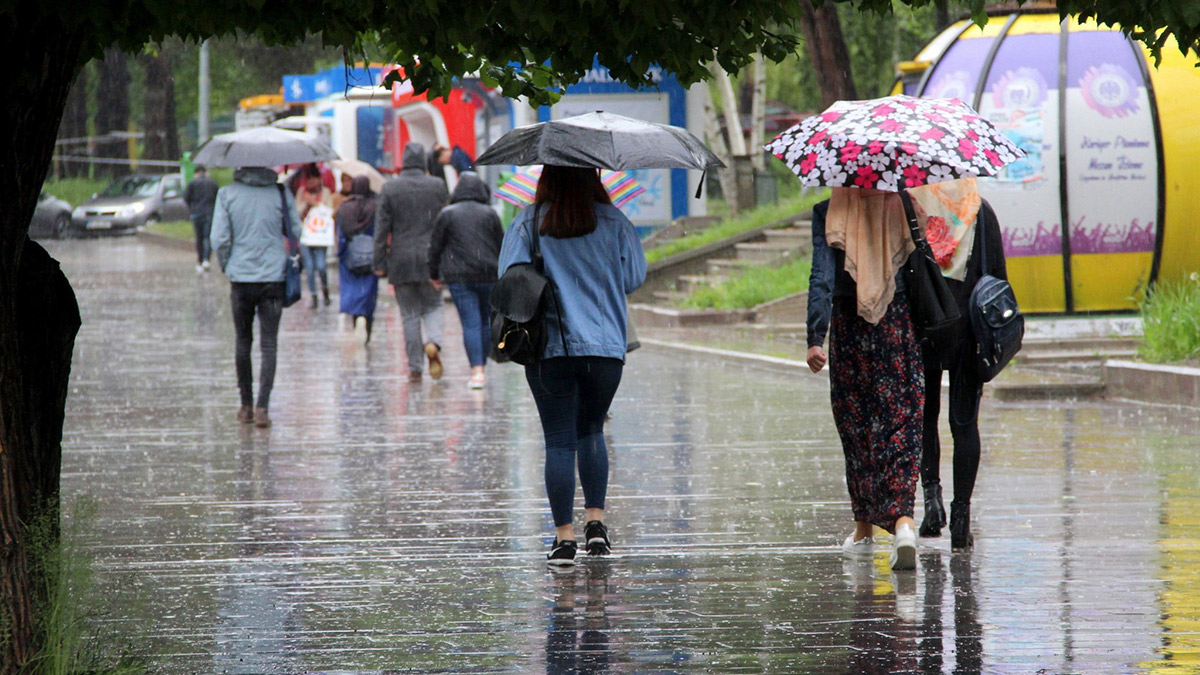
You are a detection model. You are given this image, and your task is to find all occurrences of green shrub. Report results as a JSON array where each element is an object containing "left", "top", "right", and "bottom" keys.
[
  {"left": 1139, "top": 273, "right": 1200, "bottom": 363},
  {"left": 681, "top": 255, "right": 812, "bottom": 310},
  {"left": 645, "top": 190, "right": 828, "bottom": 264}
]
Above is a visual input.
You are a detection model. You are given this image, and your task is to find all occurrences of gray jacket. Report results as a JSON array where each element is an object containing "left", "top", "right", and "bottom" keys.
[
  {"left": 210, "top": 167, "right": 301, "bottom": 283},
  {"left": 374, "top": 143, "right": 450, "bottom": 285}
]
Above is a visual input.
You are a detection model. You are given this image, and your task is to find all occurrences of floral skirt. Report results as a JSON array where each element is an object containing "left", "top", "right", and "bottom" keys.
[{"left": 829, "top": 295, "right": 925, "bottom": 533}]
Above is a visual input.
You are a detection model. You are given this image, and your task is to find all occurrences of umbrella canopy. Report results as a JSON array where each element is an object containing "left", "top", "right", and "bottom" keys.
[
  {"left": 330, "top": 158, "right": 386, "bottom": 193},
  {"left": 476, "top": 111, "right": 724, "bottom": 171},
  {"left": 495, "top": 166, "right": 646, "bottom": 208},
  {"left": 765, "top": 95, "right": 1024, "bottom": 192},
  {"left": 193, "top": 126, "right": 339, "bottom": 168}
]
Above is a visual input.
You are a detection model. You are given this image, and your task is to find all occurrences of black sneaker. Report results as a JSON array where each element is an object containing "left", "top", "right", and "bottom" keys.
[
  {"left": 584, "top": 520, "right": 611, "bottom": 556},
  {"left": 547, "top": 539, "right": 577, "bottom": 566}
]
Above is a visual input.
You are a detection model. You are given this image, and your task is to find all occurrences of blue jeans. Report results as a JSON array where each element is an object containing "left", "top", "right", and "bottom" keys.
[
  {"left": 525, "top": 357, "right": 623, "bottom": 527},
  {"left": 448, "top": 282, "right": 494, "bottom": 367},
  {"left": 300, "top": 245, "right": 328, "bottom": 295},
  {"left": 191, "top": 212, "right": 211, "bottom": 263}
]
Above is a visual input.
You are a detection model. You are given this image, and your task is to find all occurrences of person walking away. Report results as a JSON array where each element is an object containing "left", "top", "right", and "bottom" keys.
[
  {"left": 331, "top": 171, "right": 354, "bottom": 213},
  {"left": 295, "top": 164, "right": 332, "bottom": 308},
  {"left": 805, "top": 187, "right": 924, "bottom": 571},
  {"left": 335, "top": 175, "right": 380, "bottom": 344},
  {"left": 428, "top": 172, "right": 504, "bottom": 389},
  {"left": 908, "top": 178, "right": 1008, "bottom": 550},
  {"left": 374, "top": 142, "right": 450, "bottom": 381},
  {"left": 185, "top": 165, "right": 219, "bottom": 273},
  {"left": 498, "top": 165, "right": 647, "bottom": 566},
  {"left": 210, "top": 166, "right": 301, "bottom": 429}
]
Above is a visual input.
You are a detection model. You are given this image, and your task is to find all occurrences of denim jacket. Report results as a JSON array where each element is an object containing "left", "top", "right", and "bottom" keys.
[{"left": 498, "top": 203, "right": 647, "bottom": 361}]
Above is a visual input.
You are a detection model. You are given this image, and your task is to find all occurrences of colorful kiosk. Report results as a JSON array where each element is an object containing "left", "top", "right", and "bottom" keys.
[{"left": 898, "top": 9, "right": 1200, "bottom": 313}]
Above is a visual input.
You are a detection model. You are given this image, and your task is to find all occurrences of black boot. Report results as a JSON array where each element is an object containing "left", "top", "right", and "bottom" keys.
[
  {"left": 950, "top": 500, "right": 973, "bottom": 550},
  {"left": 920, "top": 482, "right": 946, "bottom": 537},
  {"left": 322, "top": 287, "right": 331, "bottom": 306},
  {"left": 309, "top": 295, "right": 318, "bottom": 309}
]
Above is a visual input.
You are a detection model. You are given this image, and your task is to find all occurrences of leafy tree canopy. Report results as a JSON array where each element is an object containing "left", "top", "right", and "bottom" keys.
[{"left": 18, "top": 0, "right": 1198, "bottom": 106}]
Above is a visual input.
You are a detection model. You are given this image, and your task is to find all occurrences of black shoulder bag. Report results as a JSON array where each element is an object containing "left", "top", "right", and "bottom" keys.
[
  {"left": 968, "top": 215, "right": 1024, "bottom": 382},
  {"left": 900, "top": 189, "right": 961, "bottom": 351},
  {"left": 489, "top": 206, "right": 569, "bottom": 365}
]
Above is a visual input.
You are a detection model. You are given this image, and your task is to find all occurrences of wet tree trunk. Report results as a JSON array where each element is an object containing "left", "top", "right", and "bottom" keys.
[
  {"left": 141, "top": 47, "right": 179, "bottom": 162},
  {"left": 95, "top": 47, "right": 131, "bottom": 177},
  {"left": 799, "top": 1, "right": 858, "bottom": 108},
  {"left": 55, "top": 68, "right": 90, "bottom": 179},
  {"left": 0, "top": 17, "right": 85, "bottom": 670},
  {"left": 936, "top": 0, "right": 951, "bottom": 30}
]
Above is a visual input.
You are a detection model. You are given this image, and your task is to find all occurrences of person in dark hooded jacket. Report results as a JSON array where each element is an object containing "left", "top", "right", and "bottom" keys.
[
  {"left": 428, "top": 172, "right": 504, "bottom": 388},
  {"left": 374, "top": 143, "right": 450, "bottom": 380},
  {"left": 335, "top": 175, "right": 380, "bottom": 343}
]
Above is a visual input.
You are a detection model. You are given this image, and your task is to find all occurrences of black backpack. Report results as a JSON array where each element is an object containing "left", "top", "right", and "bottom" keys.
[
  {"left": 489, "top": 207, "right": 567, "bottom": 365},
  {"left": 968, "top": 218, "right": 1023, "bottom": 382}
]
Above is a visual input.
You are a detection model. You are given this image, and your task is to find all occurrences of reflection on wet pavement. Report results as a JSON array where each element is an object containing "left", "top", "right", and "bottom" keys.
[{"left": 48, "top": 238, "right": 1200, "bottom": 673}]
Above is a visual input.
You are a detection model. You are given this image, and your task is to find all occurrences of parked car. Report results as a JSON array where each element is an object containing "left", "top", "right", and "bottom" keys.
[
  {"left": 71, "top": 173, "right": 190, "bottom": 235},
  {"left": 29, "top": 191, "right": 73, "bottom": 239}
]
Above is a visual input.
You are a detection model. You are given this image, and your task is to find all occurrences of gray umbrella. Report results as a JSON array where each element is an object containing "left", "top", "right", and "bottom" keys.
[
  {"left": 193, "top": 126, "right": 339, "bottom": 168},
  {"left": 475, "top": 111, "right": 725, "bottom": 170}
]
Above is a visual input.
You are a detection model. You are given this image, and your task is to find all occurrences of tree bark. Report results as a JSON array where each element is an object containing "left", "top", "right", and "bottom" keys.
[
  {"left": 935, "top": 0, "right": 951, "bottom": 30},
  {"left": 95, "top": 47, "right": 131, "bottom": 177},
  {"left": 700, "top": 86, "right": 738, "bottom": 210},
  {"left": 141, "top": 47, "right": 180, "bottom": 162},
  {"left": 55, "top": 69, "right": 89, "bottom": 179},
  {"left": 0, "top": 16, "right": 85, "bottom": 670},
  {"left": 748, "top": 52, "right": 766, "bottom": 172},
  {"left": 798, "top": 1, "right": 858, "bottom": 108}
]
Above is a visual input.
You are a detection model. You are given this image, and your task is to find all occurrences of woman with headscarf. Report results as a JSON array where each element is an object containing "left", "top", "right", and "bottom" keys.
[
  {"left": 907, "top": 178, "right": 1007, "bottom": 550},
  {"left": 497, "top": 165, "right": 647, "bottom": 567},
  {"left": 805, "top": 187, "right": 923, "bottom": 571},
  {"left": 334, "top": 175, "right": 380, "bottom": 343}
]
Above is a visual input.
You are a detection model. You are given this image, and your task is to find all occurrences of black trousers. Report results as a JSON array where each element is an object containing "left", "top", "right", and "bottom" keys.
[
  {"left": 230, "top": 282, "right": 284, "bottom": 409},
  {"left": 921, "top": 344, "right": 983, "bottom": 503}
]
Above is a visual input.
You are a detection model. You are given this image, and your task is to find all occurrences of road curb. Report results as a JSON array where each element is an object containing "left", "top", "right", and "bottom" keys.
[
  {"left": 639, "top": 337, "right": 820, "bottom": 375},
  {"left": 136, "top": 230, "right": 194, "bottom": 252}
]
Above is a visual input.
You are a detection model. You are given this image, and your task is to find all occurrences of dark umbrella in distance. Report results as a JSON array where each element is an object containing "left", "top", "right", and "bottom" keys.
[
  {"left": 193, "top": 126, "right": 340, "bottom": 168},
  {"left": 475, "top": 111, "right": 725, "bottom": 171}
]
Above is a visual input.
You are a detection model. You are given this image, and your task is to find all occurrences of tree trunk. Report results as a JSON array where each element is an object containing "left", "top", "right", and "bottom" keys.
[
  {"left": 798, "top": 1, "right": 858, "bottom": 108},
  {"left": 55, "top": 69, "right": 89, "bottom": 179},
  {"left": 0, "top": 16, "right": 85, "bottom": 670},
  {"left": 711, "top": 67, "right": 747, "bottom": 156},
  {"left": 95, "top": 47, "right": 131, "bottom": 177},
  {"left": 936, "top": 0, "right": 951, "bottom": 30},
  {"left": 141, "top": 47, "right": 179, "bottom": 162},
  {"left": 748, "top": 52, "right": 766, "bottom": 172},
  {"left": 700, "top": 86, "right": 738, "bottom": 211}
]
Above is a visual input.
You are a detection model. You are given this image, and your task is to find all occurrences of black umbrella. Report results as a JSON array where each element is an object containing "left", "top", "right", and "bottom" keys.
[
  {"left": 193, "top": 126, "right": 339, "bottom": 168},
  {"left": 475, "top": 111, "right": 724, "bottom": 171}
]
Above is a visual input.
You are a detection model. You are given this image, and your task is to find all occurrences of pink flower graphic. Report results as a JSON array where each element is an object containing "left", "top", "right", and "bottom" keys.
[
  {"left": 867, "top": 140, "right": 885, "bottom": 155},
  {"left": 920, "top": 128, "right": 946, "bottom": 141},
  {"left": 872, "top": 104, "right": 895, "bottom": 117},
  {"left": 878, "top": 119, "right": 905, "bottom": 133},
  {"left": 900, "top": 142, "right": 919, "bottom": 155},
  {"left": 808, "top": 129, "right": 830, "bottom": 145},
  {"left": 902, "top": 164, "right": 928, "bottom": 187},
  {"left": 799, "top": 152, "right": 819, "bottom": 174},
  {"left": 958, "top": 138, "right": 977, "bottom": 159},
  {"left": 839, "top": 142, "right": 862, "bottom": 163},
  {"left": 854, "top": 165, "right": 880, "bottom": 188},
  {"left": 984, "top": 149, "right": 1003, "bottom": 166},
  {"left": 820, "top": 111, "right": 843, "bottom": 122}
]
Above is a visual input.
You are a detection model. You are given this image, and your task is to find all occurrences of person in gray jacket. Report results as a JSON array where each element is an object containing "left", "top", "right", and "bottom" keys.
[
  {"left": 210, "top": 166, "right": 301, "bottom": 428},
  {"left": 374, "top": 142, "right": 450, "bottom": 381}
]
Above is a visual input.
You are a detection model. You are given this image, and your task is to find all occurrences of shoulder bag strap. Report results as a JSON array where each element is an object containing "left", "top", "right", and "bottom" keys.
[
  {"left": 976, "top": 205, "right": 987, "bottom": 277},
  {"left": 898, "top": 189, "right": 926, "bottom": 250},
  {"left": 278, "top": 184, "right": 298, "bottom": 254},
  {"left": 530, "top": 204, "right": 570, "bottom": 358}
]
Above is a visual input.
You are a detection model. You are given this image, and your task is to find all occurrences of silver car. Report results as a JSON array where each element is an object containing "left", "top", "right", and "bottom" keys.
[{"left": 71, "top": 174, "right": 190, "bottom": 234}]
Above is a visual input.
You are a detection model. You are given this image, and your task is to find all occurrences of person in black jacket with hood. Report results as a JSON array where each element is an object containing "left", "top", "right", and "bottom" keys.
[{"left": 428, "top": 172, "right": 505, "bottom": 389}]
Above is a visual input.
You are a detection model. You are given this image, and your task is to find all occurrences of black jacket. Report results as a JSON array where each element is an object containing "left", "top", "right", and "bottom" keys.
[
  {"left": 428, "top": 173, "right": 504, "bottom": 284},
  {"left": 185, "top": 175, "right": 219, "bottom": 217},
  {"left": 374, "top": 143, "right": 450, "bottom": 284},
  {"left": 806, "top": 198, "right": 1006, "bottom": 350}
]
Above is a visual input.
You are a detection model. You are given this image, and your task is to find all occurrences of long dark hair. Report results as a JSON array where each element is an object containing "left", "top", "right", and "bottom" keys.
[{"left": 533, "top": 165, "right": 612, "bottom": 238}]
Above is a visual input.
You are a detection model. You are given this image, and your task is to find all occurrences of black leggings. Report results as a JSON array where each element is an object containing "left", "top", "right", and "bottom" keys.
[
  {"left": 231, "top": 282, "right": 284, "bottom": 409},
  {"left": 921, "top": 348, "right": 983, "bottom": 504}
]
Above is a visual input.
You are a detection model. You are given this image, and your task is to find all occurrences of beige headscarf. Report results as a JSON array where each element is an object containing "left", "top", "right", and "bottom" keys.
[{"left": 825, "top": 187, "right": 914, "bottom": 325}]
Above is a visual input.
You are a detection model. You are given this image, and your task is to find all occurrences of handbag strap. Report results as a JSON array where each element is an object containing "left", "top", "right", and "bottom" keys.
[
  {"left": 529, "top": 203, "right": 570, "bottom": 358},
  {"left": 898, "top": 189, "right": 928, "bottom": 251},
  {"left": 976, "top": 204, "right": 988, "bottom": 277},
  {"left": 277, "top": 185, "right": 298, "bottom": 254}
]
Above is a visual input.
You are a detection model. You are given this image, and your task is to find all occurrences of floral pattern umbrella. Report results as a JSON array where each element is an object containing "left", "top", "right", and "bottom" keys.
[{"left": 765, "top": 95, "right": 1024, "bottom": 192}]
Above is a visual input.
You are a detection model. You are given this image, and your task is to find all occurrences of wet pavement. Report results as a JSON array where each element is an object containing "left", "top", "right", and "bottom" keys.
[{"left": 48, "top": 237, "right": 1200, "bottom": 673}]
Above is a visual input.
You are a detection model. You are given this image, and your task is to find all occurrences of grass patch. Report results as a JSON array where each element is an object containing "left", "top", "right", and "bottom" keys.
[
  {"left": 145, "top": 220, "right": 195, "bottom": 241},
  {"left": 680, "top": 254, "right": 812, "bottom": 310},
  {"left": 645, "top": 190, "right": 827, "bottom": 264},
  {"left": 1139, "top": 273, "right": 1200, "bottom": 363},
  {"left": 41, "top": 178, "right": 108, "bottom": 209}
]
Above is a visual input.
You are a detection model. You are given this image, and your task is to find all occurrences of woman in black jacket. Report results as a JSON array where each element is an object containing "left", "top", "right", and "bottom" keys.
[
  {"left": 428, "top": 172, "right": 505, "bottom": 388},
  {"left": 913, "top": 185, "right": 1008, "bottom": 551}
]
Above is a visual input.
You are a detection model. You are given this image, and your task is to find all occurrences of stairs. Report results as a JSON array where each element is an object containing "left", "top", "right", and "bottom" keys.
[{"left": 651, "top": 221, "right": 812, "bottom": 304}]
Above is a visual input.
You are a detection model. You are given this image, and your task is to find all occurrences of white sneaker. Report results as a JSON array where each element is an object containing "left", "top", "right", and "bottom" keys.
[
  {"left": 842, "top": 534, "right": 873, "bottom": 558},
  {"left": 468, "top": 373, "right": 486, "bottom": 389},
  {"left": 195, "top": 263, "right": 205, "bottom": 274},
  {"left": 353, "top": 316, "right": 367, "bottom": 343},
  {"left": 890, "top": 524, "right": 917, "bottom": 571},
  {"left": 201, "top": 260, "right": 211, "bottom": 270}
]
